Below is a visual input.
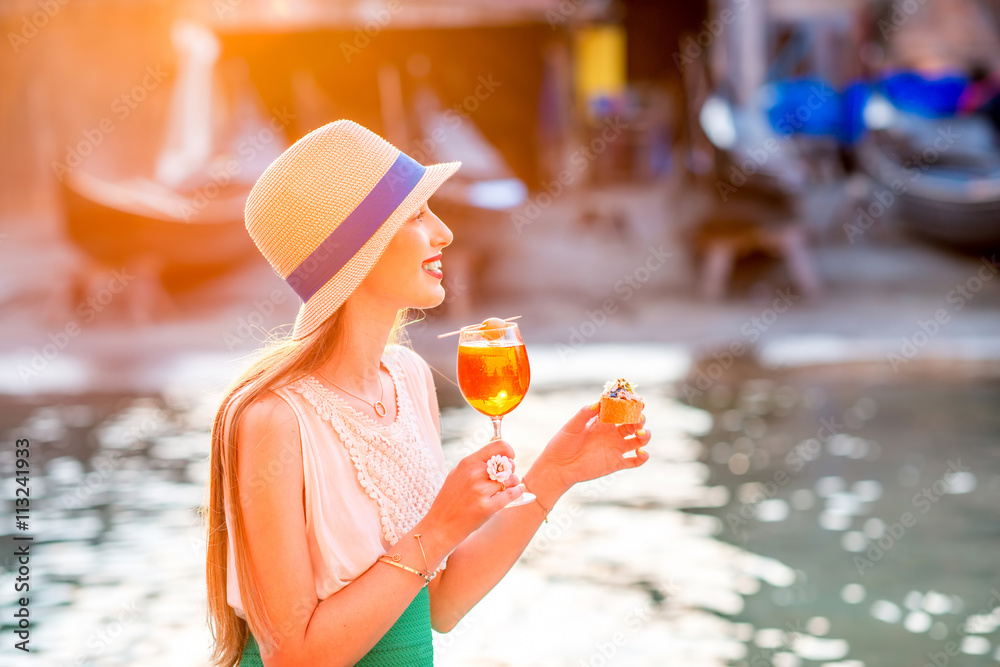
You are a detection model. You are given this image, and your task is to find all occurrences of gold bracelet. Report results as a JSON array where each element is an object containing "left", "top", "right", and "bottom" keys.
[
  {"left": 535, "top": 496, "right": 549, "bottom": 523},
  {"left": 413, "top": 534, "right": 434, "bottom": 581},
  {"left": 536, "top": 497, "right": 551, "bottom": 523},
  {"left": 378, "top": 554, "right": 430, "bottom": 585},
  {"left": 523, "top": 479, "right": 552, "bottom": 523}
]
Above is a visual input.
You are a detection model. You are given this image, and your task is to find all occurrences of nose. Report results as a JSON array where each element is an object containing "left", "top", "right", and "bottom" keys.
[{"left": 426, "top": 206, "right": 453, "bottom": 249}]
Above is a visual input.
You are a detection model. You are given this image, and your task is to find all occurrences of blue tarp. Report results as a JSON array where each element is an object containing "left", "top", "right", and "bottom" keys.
[{"left": 764, "top": 71, "right": 972, "bottom": 144}]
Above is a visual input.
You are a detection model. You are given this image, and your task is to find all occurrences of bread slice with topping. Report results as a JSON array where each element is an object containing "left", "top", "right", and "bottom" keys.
[{"left": 598, "top": 378, "right": 644, "bottom": 424}]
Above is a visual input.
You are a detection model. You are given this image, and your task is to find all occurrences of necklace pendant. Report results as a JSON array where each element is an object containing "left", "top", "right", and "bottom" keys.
[{"left": 373, "top": 401, "right": 387, "bottom": 418}]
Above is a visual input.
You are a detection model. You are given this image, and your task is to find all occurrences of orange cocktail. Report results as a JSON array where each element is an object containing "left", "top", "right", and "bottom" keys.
[
  {"left": 457, "top": 341, "right": 530, "bottom": 417},
  {"left": 453, "top": 318, "right": 535, "bottom": 508}
]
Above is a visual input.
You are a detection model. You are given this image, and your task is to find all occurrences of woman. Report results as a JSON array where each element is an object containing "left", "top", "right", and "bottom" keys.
[{"left": 204, "top": 120, "right": 651, "bottom": 666}]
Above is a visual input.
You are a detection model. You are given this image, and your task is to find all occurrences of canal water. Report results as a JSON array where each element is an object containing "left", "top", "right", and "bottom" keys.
[
  {"left": 681, "top": 366, "right": 1000, "bottom": 667},
  {"left": 1, "top": 351, "right": 997, "bottom": 666}
]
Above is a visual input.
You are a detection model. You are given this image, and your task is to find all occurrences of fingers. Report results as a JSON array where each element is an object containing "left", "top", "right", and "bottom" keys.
[
  {"left": 607, "top": 431, "right": 652, "bottom": 467},
  {"left": 620, "top": 428, "right": 651, "bottom": 469},
  {"left": 621, "top": 448, "right": 650, "bottom": 469},
  {"left": 490, "top": 481, "right": 525, "bottom": 508},
  {"left": 486, "top": 472, "right": 520, "bottom": 496},
  {"left": 607, "top": 424, "right": 651, "bottom": 453},
  {"left": 617, "top": 414, "right": 646, "bottom": 437},
  {"left": 466, "top": 439, "right": 520, "bottom": 507},
  {"left": 563, "top": 402, "right": 600, "bottom": 434},
  {"left": 475, "top": 438, "right": 515, "bottom": 461}
]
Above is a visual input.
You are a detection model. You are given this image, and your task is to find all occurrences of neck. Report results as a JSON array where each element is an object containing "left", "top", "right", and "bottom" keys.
[{"left": 317, "top": 296, "right": 400, "bottom": 397}]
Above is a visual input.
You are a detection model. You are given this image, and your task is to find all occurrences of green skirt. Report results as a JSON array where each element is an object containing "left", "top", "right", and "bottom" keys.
[{"left": 239, "top": 586, "right": 434, "bottom": 666}]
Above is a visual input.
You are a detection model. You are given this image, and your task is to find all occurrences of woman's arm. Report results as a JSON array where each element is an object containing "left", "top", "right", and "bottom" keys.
[
  {"left": 425, "top": 454, "right": 566, "bottom": 632},
  {"left": 234, "top": 392, "right": 521, "bottom": 666},
  {"left": 426, "top": 404, "right": 651, "bottom": 632}
]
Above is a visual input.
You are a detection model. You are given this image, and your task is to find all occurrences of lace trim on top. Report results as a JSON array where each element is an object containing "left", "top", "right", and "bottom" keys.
[{"left": 287, "top": 348, "right": 445, "bottom": 547}]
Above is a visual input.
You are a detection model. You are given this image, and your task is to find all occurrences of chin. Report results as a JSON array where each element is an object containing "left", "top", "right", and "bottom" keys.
[
  {"left": 426, "top": 289, "right": 447, "bottom": 309},
  {"left": 409, "top": 287, "right": 446, "bottom": 310}
]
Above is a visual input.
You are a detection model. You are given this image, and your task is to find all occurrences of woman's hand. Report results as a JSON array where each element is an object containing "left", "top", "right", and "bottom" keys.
[
  {"left": 420, "top": 439, "right": 524, "bottom": 552},
  {"left": 534, "top": 403, "right": 651, "bottom": 493}
]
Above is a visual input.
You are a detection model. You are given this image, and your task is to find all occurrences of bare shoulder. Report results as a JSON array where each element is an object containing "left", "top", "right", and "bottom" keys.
[
  {"left": 233, "top": 389, "right": 302, "bottom": 487},
  {"left": 237, "top": 390, "right": 299, "bottom": 446}
]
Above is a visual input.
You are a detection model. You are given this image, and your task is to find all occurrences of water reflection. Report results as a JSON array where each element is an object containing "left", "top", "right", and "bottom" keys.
[
  {"left": 1, "top": 394, "right": 209, "bottom": 667},
  {"left": 688, "top": 369, "right": 1000, "bottom": 665},
  {"left": 0, "top": 361, "right": 998, "bottom": 665}
]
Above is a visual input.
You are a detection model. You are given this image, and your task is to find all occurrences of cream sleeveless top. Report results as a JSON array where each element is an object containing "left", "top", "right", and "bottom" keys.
[{"left": 226, "top": 345, "right": 450, "bottom": 619}]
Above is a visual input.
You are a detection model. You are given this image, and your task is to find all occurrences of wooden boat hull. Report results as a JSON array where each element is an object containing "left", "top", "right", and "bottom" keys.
[{"left": 60, "top": 173, "right": 260, "bottom": 291}]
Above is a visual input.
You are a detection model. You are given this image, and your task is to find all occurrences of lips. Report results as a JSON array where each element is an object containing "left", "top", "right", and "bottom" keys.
[{"left": 421, "top": 254, "right": 443, "bottom": 278}]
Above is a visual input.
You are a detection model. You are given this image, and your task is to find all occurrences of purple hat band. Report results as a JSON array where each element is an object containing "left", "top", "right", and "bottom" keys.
[{"left": 284, "top": 150, "right": 427, "bottom": 302}]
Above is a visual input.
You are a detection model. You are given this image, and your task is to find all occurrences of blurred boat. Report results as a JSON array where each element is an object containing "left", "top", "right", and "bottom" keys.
[
  {"left": 856, "top": 90, "right": 1000, "bottom": 251},
  {"left": 692, "top": 0, "right": 1000, "bottom": 253},
  {"left": 60, "top": 172, "right": 259, "bottom": 288},
  {"left": 60, "top": 20, "right": 286, "bottom": 290}
]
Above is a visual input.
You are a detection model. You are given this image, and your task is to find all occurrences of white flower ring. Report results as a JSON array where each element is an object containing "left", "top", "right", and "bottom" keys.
[{"left": 486, "top": 454, "right": 512, "bottom": 490}]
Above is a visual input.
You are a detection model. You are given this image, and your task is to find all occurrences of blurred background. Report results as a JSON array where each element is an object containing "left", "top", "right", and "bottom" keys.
[{"left": 2, "top": 0, "right": 1000, "bottom": 664}]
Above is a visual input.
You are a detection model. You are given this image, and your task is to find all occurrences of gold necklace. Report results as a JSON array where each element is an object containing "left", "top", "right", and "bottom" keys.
[{"left": 316, "top": 367, "right": 388, "bottom": 418}]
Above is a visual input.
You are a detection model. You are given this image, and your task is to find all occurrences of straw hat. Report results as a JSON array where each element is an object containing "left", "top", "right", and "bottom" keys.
[{"left": 244, "top": 119, "right": 461, "bottom": 340}]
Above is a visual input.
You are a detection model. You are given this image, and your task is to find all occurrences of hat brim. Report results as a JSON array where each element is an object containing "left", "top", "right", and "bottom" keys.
[{"left": 290, "top": 159, "right": 462, "bottom": 340}]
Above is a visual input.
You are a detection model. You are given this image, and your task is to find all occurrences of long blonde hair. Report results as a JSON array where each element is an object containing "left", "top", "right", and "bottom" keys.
[{"left": 203, "top": 306, "right": 409, "bottom": 666}]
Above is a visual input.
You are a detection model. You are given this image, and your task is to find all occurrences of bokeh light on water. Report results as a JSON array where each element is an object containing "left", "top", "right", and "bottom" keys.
[
  {"left": 683, "top": 364, "right": 1000, "bottom": 667},
  {"left": 1, "top": 391, "right": 212, "bottom": 666},
  {"left": 1, "top": 346, "right": 998, "bottom": 665}
]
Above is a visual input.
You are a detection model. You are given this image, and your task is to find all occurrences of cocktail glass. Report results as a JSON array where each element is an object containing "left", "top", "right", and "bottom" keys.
[{"left": 456, "top": 321, "right": 535, "bottom": 508}]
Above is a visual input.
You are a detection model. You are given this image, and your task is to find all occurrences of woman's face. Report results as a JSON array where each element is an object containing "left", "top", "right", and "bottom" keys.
[{"left": 353, "top": 201, "right": 454, "bottom": 311}]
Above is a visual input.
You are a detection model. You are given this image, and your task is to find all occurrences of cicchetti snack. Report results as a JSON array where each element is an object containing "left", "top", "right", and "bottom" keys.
[{"left": 598, "top": 378, "right": 644, "bottom": 424}]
